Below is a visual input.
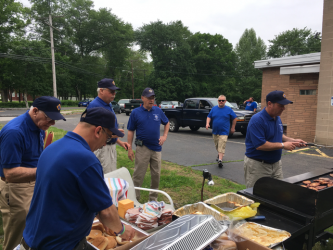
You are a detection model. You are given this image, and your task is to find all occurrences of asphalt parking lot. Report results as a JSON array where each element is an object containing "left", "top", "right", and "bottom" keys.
[{"left": 1, "top": 108, "right": 333, "bottom": 185}]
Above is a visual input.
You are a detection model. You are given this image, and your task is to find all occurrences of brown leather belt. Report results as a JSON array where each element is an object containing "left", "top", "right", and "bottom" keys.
[{"left": 21, "top": 238, "right": 35, "bottom": 250}]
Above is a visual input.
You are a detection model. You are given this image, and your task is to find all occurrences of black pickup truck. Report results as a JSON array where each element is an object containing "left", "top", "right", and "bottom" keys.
[
  {"left": 162, "top": 97, "right": 255, "bottom": 135},
  {"left": 124, "top": 99, "right": 143, "bottom": 116}
]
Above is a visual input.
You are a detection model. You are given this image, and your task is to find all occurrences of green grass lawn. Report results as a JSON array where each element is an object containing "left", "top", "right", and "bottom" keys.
[{"left": 0, "top": 125, "right": 332, "bottom": 249}]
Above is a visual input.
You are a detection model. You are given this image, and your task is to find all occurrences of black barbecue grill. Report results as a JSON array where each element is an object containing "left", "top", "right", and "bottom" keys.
[{"left": 238, "top": 168, "right": 333, "bottom": 250}]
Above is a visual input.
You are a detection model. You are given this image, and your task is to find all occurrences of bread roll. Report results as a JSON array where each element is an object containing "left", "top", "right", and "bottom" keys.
[
  {"left": 116, "top": 236, "right": 130, "bottom": 245},
  {"left": 218, "top": 233, "right": 229, "bottom": 241},
  {"left": 92, "top": 223, "right": 105, "bottom": 232},
  {"left": 87, "top": 229, "right": 103, "bottom": 239},
  {"left": 211, "top": 239, "right": 237, "bottom": 250},
  {"left": 92, "top": 236, "right": 108, "bottom": 250},
  {"left": 106, "top": 236, "right": 117, "bottom": 249}
]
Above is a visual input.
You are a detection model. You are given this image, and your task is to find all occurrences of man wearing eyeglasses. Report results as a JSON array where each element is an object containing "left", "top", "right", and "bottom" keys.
[
  {"left": 0, "top": 96, "right": 66, "bottom": 250},
  {"left": 206, "top": 95, "right": 237, "bottom": 168},
  {"left": 88, "top": 78, "right": 130, "bottom": 174}
]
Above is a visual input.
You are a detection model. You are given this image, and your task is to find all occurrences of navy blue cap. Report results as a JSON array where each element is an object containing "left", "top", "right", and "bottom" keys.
[
  {"left": 32, "top": 96, "right": 66, "bottom": 121},
  {"left": 266, "top": 90, "right": 293, "bottom": 105},
  {"left": 98, "top": 78, "right": 120, "bottom": 91},
  {"left": 80, "top": 107, "right": 124, "bottom": 137},
  {"left": 142, "top": 87, "right": 155, "bottom": 97}
]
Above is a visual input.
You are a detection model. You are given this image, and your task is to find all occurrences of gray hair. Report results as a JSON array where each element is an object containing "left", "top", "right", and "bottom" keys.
[
  {"left": 218, "top": 95, "right": 226, "bottom": 99},
  {"left": 29, "top": 106, "right": 34, "bottom": 111}
]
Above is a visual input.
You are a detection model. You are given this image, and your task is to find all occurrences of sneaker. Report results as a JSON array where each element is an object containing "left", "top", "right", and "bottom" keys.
[{"left": 218, "top": 160, "right": 223, "bottom": 168}]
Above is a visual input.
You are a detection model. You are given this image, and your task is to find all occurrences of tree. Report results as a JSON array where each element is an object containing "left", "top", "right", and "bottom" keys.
[
  {"left": 188, "top": 32, "right": 237, "bottom": 99},
  {"left": 136, "top": 20, "right": 195, "bottom": 101},
  {"left": 267, "top": 27, "right": 321, "bottom": 58},
  {"left": 234, "top": 28, "right": 267, "bottom": 102}
]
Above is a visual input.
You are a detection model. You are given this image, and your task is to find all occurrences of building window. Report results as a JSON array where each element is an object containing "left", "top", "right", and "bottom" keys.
[{"left": 300, "top": 90, "right": 316, "bottom": 95}]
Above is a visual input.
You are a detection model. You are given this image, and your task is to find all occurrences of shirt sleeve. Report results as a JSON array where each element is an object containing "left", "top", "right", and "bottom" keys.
[
  {"left": 127, "top": 110, "right": 136, "bottom": 131},
  {"left": 253, "top": 102, "right": 258, "bottom": 109},
  {"left": 1, "top": 129, "right": 24, "bottom": 169},
  {"left": 77, "top": 163, "right": 113, "bottom": 212},
  {"left": 247, "top": 118, "right": 267, "bottom": 149},
  {"left": 160, "top": 109, "right": 169, "bottom": 125},
  {"left": 207, "top": 107, "right": 214, "bottom": 118},
  {"left": 230, "top": 109, "right": 238, "bottom": 120}
]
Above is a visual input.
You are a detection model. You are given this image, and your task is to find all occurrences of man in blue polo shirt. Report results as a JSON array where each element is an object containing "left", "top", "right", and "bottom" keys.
[
  {"left": 22, "top": 107, "right": 134, "bottom": 250},
  {"left": 127, "top": 88, "right": 169, "bottom": 201},
  {"left": 244, "top": 90, "right": 306, "bottom": 188},
  {"left": 206, "top": 95, "right": 237, "bottom": 168},
  {"left": 243, "top": 97, "right": 257, "bottom": 112},
  {"left": 88, "top": 78, "right": 130, "bottom": 173},
  {"left": 0, "top": 96, "right": 65, "bottom": 250}
]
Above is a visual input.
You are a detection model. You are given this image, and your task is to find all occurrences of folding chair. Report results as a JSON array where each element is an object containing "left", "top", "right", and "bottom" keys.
[{"left": 104, "top": 167, "right": 175, "bottom": 211}]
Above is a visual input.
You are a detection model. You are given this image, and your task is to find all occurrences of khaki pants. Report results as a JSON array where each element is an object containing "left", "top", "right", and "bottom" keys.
[
  {"left": 213, "top": 134, "right": 228, "bottom": 154},
  {"left": 0, "top": 180, "right": 35, "bottom": 250},
  {"left": 94, "top": 144, "right": 117, "bottom": 174},
  {"left": 244, "top": 155, "right": 283, "bottom": 188},
  {"left": 133, "top": 145, "right": 161, "bottom": 201}
]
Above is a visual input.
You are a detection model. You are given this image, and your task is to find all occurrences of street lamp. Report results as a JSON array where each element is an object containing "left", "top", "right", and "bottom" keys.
[{"left": 201, "top": 169, "right": 214, "bottom": 202}]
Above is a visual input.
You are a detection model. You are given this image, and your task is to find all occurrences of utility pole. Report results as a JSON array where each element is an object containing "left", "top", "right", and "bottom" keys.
[
  {"left": 126, "top": 60, "right": 138, "bottom": 99},
  {"left": 49, "top": 14, "right": 57, "bottom": 98}
]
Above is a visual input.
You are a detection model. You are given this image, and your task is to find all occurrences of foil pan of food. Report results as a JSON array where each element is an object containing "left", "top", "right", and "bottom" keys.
[
  {"left": 204, "top": 192, "right": 254, "bottom": 212},
  {"left": 232, "top": 222, "right": 291, "bottom": 248},
  {"left": 89, "top": 218, "right": 149, "bottom": 249},
  {"left": 173, "top": 202, "right": 228, "bottom": 221},
  {"left": 131, "top": 215, "right": 228, "bottom": 250}
]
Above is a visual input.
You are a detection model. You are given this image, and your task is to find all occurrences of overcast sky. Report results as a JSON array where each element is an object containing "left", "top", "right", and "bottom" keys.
[{"left": 19, "top": 0, "right": 323, "bottom": 48}]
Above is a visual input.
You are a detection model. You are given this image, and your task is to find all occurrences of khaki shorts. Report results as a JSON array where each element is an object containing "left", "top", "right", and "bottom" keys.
[
  {"left": 244, "top": 155, "right": 283, "bottom": 188},
  {"left": 94, "top": 144, "right": 117, "bottom": 174},
  {"left": 213, "top": 134, "right": 228, "bottom": 154}
]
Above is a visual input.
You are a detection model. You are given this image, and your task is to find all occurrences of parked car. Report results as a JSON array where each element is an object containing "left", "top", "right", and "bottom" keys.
[
  {"left": 163, "top": 97, "right": 255, "bottom": 136},
  {"left": 159, "top": 101, "right": 173, "bottom": 109},
  {"left": 78, "top": 99, "right": 92, "bottom": 107},
  {"left": 229, "top": 102, "right": 239, "bottom": 109},
  {"left": 118, "top": 99, "right": 131, "bottom": 113},
  {"left": 111, "top": 101, "right": 121, "bottom": 114}
]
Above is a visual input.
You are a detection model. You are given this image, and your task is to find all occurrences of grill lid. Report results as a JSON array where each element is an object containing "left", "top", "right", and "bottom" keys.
[{"left": 130, "top": 215, "right": 228, "bottom": 250}]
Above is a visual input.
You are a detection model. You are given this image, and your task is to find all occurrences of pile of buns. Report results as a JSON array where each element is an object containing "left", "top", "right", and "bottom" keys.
[
  {"left": 210, "top": 233, "right": 237, "bottom": 250},
  {"left": 86, "top": 223, "right": 130, "bottom": 250},
  {"left": 301, "top": 177, "right": 333, "bottom": 191}
]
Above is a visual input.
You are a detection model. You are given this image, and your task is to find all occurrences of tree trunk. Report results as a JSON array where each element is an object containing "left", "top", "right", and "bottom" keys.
[
  {"left": 1, "top": 89, "right": 8, "bottom": 102},
  {"left": 19, "top": 90, "right": 21, "bottom": 102},
  {"left": 23, "top": 91, "right": 29, "bottom": 108}
]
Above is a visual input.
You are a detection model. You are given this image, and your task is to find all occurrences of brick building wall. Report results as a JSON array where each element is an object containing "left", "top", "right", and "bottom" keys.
[{"left": 261, "top": 67, "right": 319, "bottom": 142}]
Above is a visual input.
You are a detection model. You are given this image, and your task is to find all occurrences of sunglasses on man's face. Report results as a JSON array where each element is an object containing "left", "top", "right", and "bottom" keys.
[{"left": 218, "top": 100, "right": 226, "bottom": 102}]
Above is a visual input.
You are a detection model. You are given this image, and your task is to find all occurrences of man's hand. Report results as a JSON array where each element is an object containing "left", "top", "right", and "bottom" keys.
[
  {"left": 128, "top": 148, "right": 134, "bottom": 161},
  {"left": 293, "top": 139, "right": 307, "bottom": 147},
  {"left": 159, "top": 135, "right": 167, "bottom": 146},
  {"left": 230, "top": 127, "right": 235, "bottom": 134},
  {"left": 121, "top": 142, "right": 130, "bottom": 151},
  {"left": 206, "top": 124, "right": 210, "bottom": 130},
  {"left": 120, "top": 225, "right": 135, "bottom": 241},
  {"left": 283, "top": 142, "right": 297, "bottom": 151}
]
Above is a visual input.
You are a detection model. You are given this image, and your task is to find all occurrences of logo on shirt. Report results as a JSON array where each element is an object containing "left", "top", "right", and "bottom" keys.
[
  {"left": 279, "top": 123, "right": 283, "bottom": 133},
  {"left": 153, "top": 114, "right": 159, "bottom": 121},
  {"left": 57, "top": 104, "right": 61, "bottom": 111}
]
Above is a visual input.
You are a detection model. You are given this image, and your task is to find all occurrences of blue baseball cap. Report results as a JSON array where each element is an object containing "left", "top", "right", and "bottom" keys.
[
  {"left": 266, "top": 90, "right": 293, "bottom": 105},
  {"left": 80, "top": 107, "right": 124, "bottom": 137},
  {"left": 32, "top": 96, "right": 66, "bottom": 121},
  {"left": 142, "top": 87, "right": 155, "bottom": 97},
  {"left": 98, "top": 78, "right": 120, "bottom": 91}
]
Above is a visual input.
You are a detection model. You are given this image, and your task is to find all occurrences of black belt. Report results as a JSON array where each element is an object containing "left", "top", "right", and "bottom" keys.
[
  {"left": 21, "top": 238, "right": 35, "bottom": 250},
  {"left": 248, "top": 157, "right": 278, "bottom": 164},
  {"left": 106, "top": 141, "right": 116, "bottom": 145}
]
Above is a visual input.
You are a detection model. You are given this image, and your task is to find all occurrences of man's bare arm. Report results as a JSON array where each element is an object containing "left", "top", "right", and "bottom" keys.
[
  {"left": 4, "top": 167, "right": 36, "bottom": 183},
  {"left": 127, "top": 130, "right": 135, "bottom": 161}
]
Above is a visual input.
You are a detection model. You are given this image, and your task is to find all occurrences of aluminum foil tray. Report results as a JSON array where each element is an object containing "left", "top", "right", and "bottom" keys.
[
  {"left": 173, "top": 202, "right": 228, "bottom": 221},
  {"left": 130, "top": 215, "right": 228, "bottom": 250},
  {"left": 233, "top": 222, "right": 291, "bottom": 248},
  {"left": 204, "top": 192, "right": 254, "bottom": 212}
]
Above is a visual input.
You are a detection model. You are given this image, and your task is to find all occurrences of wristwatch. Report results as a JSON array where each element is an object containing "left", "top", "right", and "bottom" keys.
[{"left": 281, "top": 143, "right": 284, "bottom": 149}]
